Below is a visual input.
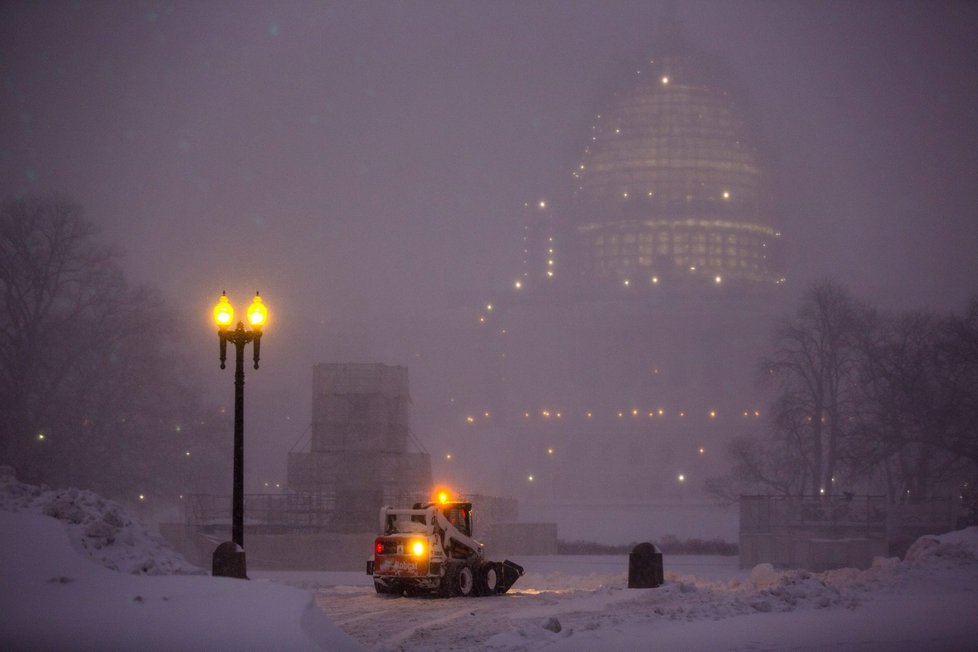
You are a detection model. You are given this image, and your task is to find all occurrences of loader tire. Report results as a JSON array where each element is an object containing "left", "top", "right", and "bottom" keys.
[
  {"left": 440, "top": 562, "right": 475, "bottom": 597},
  {"left": 439, "top": 564, "right": 458, "bottom": 597},
  {"left": 456, "top": 564, "right": 475, "bottom": 596},
  {"left": 478, "top": 562, "right": 499, "bottom": 595}
]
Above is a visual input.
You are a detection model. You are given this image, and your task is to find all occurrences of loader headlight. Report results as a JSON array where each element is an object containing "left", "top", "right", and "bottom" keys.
[{"left": 411, "top": 540, "right": 426, "bottom": 556}]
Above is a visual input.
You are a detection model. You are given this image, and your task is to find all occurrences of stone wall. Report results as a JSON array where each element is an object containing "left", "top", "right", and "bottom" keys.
[
  {"left": 160, "top": 523, "right": 375, "bottom": 571},
  {"left": 739, "top": 495, "right": 958, "bottom": 570}
]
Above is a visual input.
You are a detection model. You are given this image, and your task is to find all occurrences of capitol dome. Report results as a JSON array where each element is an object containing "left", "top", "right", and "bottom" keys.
[{"left": 566, "top": 41, "right": 783, "bottom": 287}]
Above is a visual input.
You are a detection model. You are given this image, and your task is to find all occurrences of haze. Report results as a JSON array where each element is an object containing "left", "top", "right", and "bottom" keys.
[{"left": 2, "top": 0, "right": 977, "bottom": 498}]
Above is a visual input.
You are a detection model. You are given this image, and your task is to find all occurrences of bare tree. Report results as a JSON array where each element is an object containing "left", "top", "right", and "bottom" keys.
[
  {"left": 929, "top": 299, "right": 978, "bottom": 469},
  {"left": 710, "top": 284, "right": 977, "bottom": 505},
  {"left": 760, "top": 281, "right": 865, "bottom": 496},
  {"left": 0, "top": 196, "right": 113, "bottom": 473},
  {"left": 705, "top": 431, "right": 810, "bottom": 503},
  {"left": 851, "top": 310, "right": 971, "bottom": 502},
  {"left": 0, "top": 195, "right": 224, "bottom": 499}
]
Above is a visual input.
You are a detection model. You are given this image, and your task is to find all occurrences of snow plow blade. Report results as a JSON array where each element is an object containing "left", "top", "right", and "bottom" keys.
[{"left": 496, "top": 560, "right": 524, "bottom": 594}]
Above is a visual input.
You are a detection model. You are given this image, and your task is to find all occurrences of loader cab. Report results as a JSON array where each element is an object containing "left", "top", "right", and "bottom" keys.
[
  {"left": 438, "top": 501, "right": 472, "bottom": 537},
  {"left": 383, "top": 509, "right": 429, "bottom": 535}
]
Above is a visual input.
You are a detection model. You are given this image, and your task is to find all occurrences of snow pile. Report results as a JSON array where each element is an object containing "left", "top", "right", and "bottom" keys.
[
  {"left": 483, "top": 618, "right": 573, "bottom": 650},
  {"left": 738, "top": 567, "right": 860, "bottom": 612},
  {"left": 514, "top": 563, "right": 865, "bottom": 620},
  {"left": 0, "top": 487, "right": 361, "bottom": 650},
  {"left": 0, "top": 467, "right": 200, "bottom": 575},
  {"left": 479, "top": 531, "right": 978, "bottom": 649},
  {"left": 634, "top": 529, "right": 978, "bottom": 621},
  {"left": 903, "top": 526, "right": 978, "bottom": 567}
]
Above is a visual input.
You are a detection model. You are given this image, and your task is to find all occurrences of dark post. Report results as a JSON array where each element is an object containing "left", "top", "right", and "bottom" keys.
[
  {"left": 232, "top": 331, "right": 245, "bottom": 548},
  {"left": 213, "top": 316, "right": 261, "bottom": 579}
]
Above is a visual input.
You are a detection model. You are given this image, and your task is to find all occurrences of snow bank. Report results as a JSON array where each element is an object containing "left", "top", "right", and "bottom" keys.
[
  {"left": 492, "top": 528, "right": 978, "bottom": 628},
  {"left": 0, "top": 470, "right": 361, "bottom": 650},
  {"left": 536, "top": 529, "right": 978, "bottom": 651},
  {"left": 0, "top": 467, "right": 199, "bottom": 575},
  {"left": 904, "top": 526, "right": 978, "bottom": 566}
]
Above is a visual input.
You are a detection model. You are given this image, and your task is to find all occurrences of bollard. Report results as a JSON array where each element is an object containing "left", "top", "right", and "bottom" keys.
[
  {"left": 212, "top": 541, "right": 248, "bottom": 579},
  {"left": 628, "top": 542, "right": 663, "bottom": 588}
]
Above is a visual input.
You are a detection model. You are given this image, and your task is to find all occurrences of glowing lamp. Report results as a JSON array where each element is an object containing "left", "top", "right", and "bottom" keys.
[
  {"left": 247, "top": 292, "right": 268, "bottom": 328},
  {"left": 411, "top": 540, "right": 426, "bottom": 556},
  {"left": 214, "top": 292, "right": 234, "bottom": 329},
  {"left": 375, "top": 541, "right": 384, "bottom": 555}
]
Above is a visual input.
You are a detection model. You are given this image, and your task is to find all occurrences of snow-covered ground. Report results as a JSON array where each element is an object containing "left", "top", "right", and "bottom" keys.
[
  {"left": 0, "top": 472, "right": 358, "bottom": 650},
  {"left": 3, "top": 471, "right": 978, "bottom": 651},
  {"left": 305, "top": 546, "right": 978, "bottom": 651}
]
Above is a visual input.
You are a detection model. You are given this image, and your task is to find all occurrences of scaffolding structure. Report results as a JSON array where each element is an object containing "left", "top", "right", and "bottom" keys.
[{"left": 287, "top": 363, "right": 432, "bottom": 531}]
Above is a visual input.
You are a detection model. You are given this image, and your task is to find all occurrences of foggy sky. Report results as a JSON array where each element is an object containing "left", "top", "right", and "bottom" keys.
[{"left": 3, "top": 0, "right": 977, "bottom": 492}]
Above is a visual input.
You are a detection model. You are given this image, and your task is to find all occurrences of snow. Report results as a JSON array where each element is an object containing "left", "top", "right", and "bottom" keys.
[
  {"left": 3, "top": 472, "right": 978, "bottom": 651},
  {"left": 306, "top": 531, "right": 978, "bottom": 651},
  {"left": 0, "top": 474, "right": 359, "bottom": 651},
  {"left": 0, "top": 473, "right": 201, "bottom": 576}
]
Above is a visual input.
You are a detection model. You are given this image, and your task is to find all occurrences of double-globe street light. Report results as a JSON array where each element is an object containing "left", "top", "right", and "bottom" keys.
[{"left": 211, "top": 290, "right": 268, "bottom": 578}]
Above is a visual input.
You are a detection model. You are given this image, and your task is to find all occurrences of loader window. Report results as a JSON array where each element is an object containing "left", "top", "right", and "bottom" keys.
[
  {"left": 443, "top": 506, "right": 471, "bottom": 537},
  {"left": 385, "top": 512, "right": 428, "bottom": 534}
]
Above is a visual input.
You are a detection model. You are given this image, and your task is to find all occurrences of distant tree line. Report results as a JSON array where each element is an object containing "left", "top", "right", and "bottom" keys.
[
  {"left": 0, "top": 195, "right": 226, "bottom": 503},
  {"left": 709, "top": 280, "right": 978, "bottom": 506}
]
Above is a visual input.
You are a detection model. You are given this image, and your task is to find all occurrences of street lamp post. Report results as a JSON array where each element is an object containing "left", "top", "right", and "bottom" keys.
[{"left": 212, "top": 290, "right": 268, "bottom": 579}]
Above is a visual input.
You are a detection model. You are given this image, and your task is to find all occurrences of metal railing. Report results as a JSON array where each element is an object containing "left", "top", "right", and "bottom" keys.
[
  {"left": 184, "top": 489, "right": 431, "bottom": 533},
  {"left": 741, "top": 494, "right": 957, "bottom": 537},
  {"left": 185, "top": 492, "right": 337, "bottom": 532}
]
